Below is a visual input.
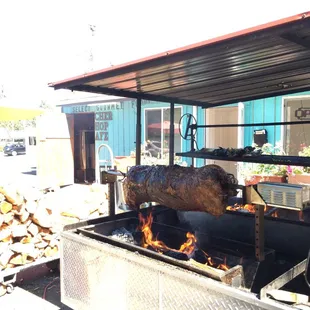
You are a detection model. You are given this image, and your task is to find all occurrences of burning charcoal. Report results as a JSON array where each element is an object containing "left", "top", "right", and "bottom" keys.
[
  {"left": 163, "top": 250, "right": 189, "bottom": 261},
  {"left": 111, "top": 227, "right": 135, "bottom": 244},
  {"left": 132, "top": 231, "right": 144, "bottom": 246},
  {"left": 192, "top": 249, "right": 208, "bottom": 264}
]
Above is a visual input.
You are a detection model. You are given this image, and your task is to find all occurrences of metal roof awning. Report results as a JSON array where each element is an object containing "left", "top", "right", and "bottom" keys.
[{"left": 50, "top": 12, "right": 310, "bottom": 108}]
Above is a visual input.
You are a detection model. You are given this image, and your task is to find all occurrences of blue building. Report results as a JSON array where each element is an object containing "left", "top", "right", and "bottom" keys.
[{"left": 59, "top": 91, "right": 310, "bottom": 183}]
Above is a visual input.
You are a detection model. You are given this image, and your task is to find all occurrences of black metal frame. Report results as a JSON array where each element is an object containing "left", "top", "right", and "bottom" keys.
[
  {"left": 136, "top": 98, "right": 142, "bottom": 165},
  {"left": 175, "top": 152, "right": 310, "bottom": 167}
]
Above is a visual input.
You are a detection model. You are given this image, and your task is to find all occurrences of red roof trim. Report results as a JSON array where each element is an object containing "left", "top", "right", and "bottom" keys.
[{"left": 49, "top": 11, "right": 310, "bottom": 87}]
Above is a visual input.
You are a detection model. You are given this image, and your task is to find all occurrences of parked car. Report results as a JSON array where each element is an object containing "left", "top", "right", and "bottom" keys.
[{"left": 3, "top": 143, "right": 26, "bottom": 156}]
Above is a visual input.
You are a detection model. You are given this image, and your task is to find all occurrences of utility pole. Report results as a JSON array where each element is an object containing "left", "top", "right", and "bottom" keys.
[
  {"left": 0, "top": 85, "right": 6, "bottom": 100},
  {"left": 88, "top": 24, "right": 96, "bottom": 71}
]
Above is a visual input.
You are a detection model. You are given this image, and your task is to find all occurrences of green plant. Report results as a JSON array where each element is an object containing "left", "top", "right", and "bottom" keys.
[
  {"left": 239, "top": 142, "right": 287, "bottom": 179},
  {"left": 298, "top": 145, "right": 310, "bottom": 174}
]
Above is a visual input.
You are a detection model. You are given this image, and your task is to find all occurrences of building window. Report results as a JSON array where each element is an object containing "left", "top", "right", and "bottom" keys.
[
  {"left": 28, "top": 136, "right": 37, "bottom": 146},
  {"left": 284, "top": 98, "right": 310, "bottom": 156},
  {"left": 144, "top": 107, "right": 182, "bottom": 158}
]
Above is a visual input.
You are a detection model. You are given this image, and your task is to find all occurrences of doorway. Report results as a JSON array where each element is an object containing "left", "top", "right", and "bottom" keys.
[
  {"left": 73, "top": 113, "right": 95, "bottom": 183},
  {"left": 283, "top": 98, "right": 310, "bottom": 155},
  {"left": 205, "top": 106, "right": 239, "bottom": 177}
]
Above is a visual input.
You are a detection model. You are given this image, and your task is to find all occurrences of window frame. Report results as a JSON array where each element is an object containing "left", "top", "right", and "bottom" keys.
[{"left": 143, "top": 106, "right": 183, "bottom": 159}]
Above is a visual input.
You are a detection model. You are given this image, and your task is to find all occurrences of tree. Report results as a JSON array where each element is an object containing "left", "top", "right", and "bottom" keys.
[{"left": 0, "top": 100, "right": 54, "bottom": 140}]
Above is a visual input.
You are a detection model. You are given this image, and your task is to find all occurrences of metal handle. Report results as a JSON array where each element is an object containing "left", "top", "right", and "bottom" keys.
[{"left": 96, "top": 144, "right": 114, "bottom": 183}]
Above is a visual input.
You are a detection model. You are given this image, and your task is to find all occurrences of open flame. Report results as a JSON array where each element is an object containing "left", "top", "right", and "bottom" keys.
[
  {"left": 138, "top": 213, "right": 229, "bottom": 271},
  {"left": 139, "top": 213, "right": 196, "bottom": 256},
  {"left": 227, "top": 204, "right": 269, "bottom": 214},
  {"left": 227, "top": 204, "right": 305, "bottom": 222},
  {"left": 226, "top": 204, "right": 256, "bottom": 213}
]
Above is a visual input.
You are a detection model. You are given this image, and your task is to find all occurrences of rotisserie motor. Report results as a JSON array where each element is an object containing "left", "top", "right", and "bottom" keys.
[{"left": 123, "top": 164, "right": 238, "bottom": 217}]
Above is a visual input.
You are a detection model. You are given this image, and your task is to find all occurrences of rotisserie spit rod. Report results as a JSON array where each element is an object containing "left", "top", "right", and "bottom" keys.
[{"left": 123, "top": 165, "right": 238, "bottom": 217}]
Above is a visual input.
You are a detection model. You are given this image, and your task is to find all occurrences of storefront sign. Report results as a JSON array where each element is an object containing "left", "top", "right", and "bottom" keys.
[
  {"left": 95, "top": 112, "right": 113, "bottom": 141},
  {"left": 62, "top": 103, "right": 123, "bottom": 142},
  {"left": 295, "top": 107, "right": 310, "bottom": 120},
  {"left": 69, "top": 102, "right": 124, "bottom": 113}
]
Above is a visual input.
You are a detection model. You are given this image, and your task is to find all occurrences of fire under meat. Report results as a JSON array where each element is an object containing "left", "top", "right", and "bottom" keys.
[
  {"left": 138, "top": 213, "right": 229, "bottom": 271},
  {"left": 226, "top": 204, "right": 267, "bottom": 213}
]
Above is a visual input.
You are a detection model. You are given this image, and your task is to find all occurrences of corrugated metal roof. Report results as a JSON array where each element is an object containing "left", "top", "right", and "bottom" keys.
[{"left": 49, "top": 12, "right": 310, "bottom": 108}]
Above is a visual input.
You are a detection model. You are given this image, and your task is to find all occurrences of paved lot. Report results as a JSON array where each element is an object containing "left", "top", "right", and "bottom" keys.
[{"left": 0, "top": 152, "right": 38, "bottom": 187}]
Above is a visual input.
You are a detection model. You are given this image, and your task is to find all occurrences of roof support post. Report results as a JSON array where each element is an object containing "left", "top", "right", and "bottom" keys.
[
  {"left": 169, "top": 102, "right": 175, "bottom": 166},
  {"left": 136, "top": 98, "right": 142, "bottom": 165}
]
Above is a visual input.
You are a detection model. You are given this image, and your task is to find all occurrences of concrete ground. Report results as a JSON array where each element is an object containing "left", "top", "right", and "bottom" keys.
[
  {"left": 0, "top": 152, "right": 38, "bottom": 187},
  {"left": 0, "top": 261, "right": 71, "bottom": 310}
]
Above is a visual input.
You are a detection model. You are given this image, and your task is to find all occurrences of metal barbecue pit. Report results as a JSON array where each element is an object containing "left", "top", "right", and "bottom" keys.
[
  {"left": 76, "top": 217, "right": 244, "bottom": 286},
  {"left": 71, "top": 208, "right": 276, "bottom": 292},
  {"left": 60, "top": 208, "right": 303, "bottom": 310}
]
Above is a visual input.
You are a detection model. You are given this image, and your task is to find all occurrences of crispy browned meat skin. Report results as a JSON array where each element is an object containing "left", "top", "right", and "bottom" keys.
[{"left": 123, "top": 165, "right": 237, "bottom": 217}]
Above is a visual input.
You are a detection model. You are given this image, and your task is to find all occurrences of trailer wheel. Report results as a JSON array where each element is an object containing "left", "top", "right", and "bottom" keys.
[{"left": 6, "top": 284, "right": 14, "bottom": 294}]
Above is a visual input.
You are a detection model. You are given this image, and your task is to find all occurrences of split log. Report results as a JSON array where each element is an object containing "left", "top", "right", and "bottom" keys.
[
  {"left": 19, "top": 210, "right": 30, "bottom": 223},
  {"left": 44, "top": 246, "right": 58, "bottom": 257},
  {"left": 9, "top": 253, "right": 28, "bottom": 265},
  {"left": 42, "top": 234, "right": 54, "bottom": 242},
  {"left": 32, "top": 207, "right": 52, "bottom": 228},
  {"left": 35, "top": 241, "right": 48, "bottom": 249},
  {"left": 20, "top": 234, "right": 32, "bottom": 244},
  {"left": 25, "top": 201, "right": 37, "bottom": 214},
  {"left": 0, "top": 186, "right": 23, "bottom": 206},
  {"left": 27, "top": 223, "right": 39, "bottom": 236},
  {"left": 12, "top": 204, "right": 24, "bottom": 215},
  {"left": 0, "top": 242, "right": 9, "bottom": 255},
  {"left": 10, "top": 242, "right": 35, "bottom": 255},
  {"left": 28, "top": 248, "right": 41, "bottom": 259},
  {"left": 0, "top": 284, "right": 6, "bottom": 297},
  {"left": 24, "top": 219, "right": 32, "bottom": 227},
  {"left": 0, "top": 214, "right": 3, "bottom": 226},
  {"left": 11, "top": 218, "right": 20, "bottom": 226},
  {"left": 0, "top": 201, "right": 12, "bottom": 214},
  {"left": 39, "top": 226, "right": 51, "bottom": 236},
  {"left": 0, "top": 249, "right": 14, "bottom": 267},
  {"left": 11, "top": 224, "right": 28, "bottom": 238},
  {"left": 0, "top": 226, "right": 12, "bottom": 241},
  {"left": 3, "top": 212, "right": 14, "bottom": 225},
  {"left": 31, "top": 234, "right": 43, "bottom": 244},
  {"left": 49, "top": 238, "right": 59, "bottom": 248},
  {"left": 2, "top": 236, "right": 13, "bottom": 244},
  {"left": 22, "top": 187, "right": 42, "bottom": 202},
  {"left": 123, "top": 165, "right": 238, "bottom": 217}
]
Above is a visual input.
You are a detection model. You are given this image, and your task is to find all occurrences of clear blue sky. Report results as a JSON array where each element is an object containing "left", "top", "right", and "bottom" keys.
[{"left": 0, "top": 0, "right": 309, "bottom": 107}]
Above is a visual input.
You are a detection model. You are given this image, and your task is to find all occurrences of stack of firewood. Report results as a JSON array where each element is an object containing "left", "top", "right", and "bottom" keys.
[{"left": 0, "top": 186, "right": 60, "bottom": 271}]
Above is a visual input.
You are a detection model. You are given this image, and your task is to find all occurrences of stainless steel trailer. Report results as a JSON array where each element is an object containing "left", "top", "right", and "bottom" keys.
[
  {"left": 49, "top": 11, "right": 310, "bottom": 310},
  {"left": 60, "top": 210, "right": 309, "bottom": 310}
]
